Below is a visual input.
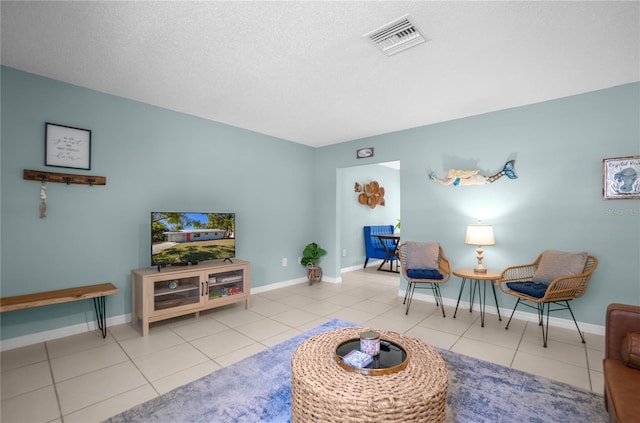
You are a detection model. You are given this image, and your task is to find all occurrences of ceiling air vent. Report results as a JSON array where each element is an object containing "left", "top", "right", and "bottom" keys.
[{"left": 364, "top": 15, "right": 427, "bottom": 56}]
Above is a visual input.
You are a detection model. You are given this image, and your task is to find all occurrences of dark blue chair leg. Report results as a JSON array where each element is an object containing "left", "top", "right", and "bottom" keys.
[{"left": 505, "top": 298, "right": 520, "bottom": 330}]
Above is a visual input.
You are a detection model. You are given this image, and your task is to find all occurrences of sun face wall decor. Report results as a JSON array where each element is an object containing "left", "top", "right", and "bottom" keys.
[{"left": 355, "top": 180, "right": 385, "bottom": 208}]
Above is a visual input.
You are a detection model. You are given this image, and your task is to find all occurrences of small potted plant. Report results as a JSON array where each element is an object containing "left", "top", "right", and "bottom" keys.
[{"left": 301, "top": 242, "right": 326, "bottom": 285}]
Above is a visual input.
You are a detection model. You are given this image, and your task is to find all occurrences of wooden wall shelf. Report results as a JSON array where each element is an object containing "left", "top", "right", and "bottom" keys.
[{"left": 23, "top": 169, "right": 106, "bottom": 186}]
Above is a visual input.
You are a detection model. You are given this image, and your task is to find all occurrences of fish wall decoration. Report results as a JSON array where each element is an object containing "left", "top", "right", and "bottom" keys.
[{"left": 429, "top": 160, "right": 517, "bottom": 186}]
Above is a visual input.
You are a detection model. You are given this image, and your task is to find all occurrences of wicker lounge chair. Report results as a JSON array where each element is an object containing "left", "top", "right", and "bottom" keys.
[
  {"left": 398, "top": 242, "right": 451, "bottom": 317},
  {"left": 497, "top": 250, "right": 598, "bottom": 347}
]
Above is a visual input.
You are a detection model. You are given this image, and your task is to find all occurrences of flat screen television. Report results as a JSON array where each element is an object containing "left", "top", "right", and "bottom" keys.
[{"left": 151, "top": 212, "right": 235, "bottom": 267}]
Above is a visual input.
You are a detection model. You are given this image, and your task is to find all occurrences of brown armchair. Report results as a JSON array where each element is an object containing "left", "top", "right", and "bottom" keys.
[{"left": 603, "top": 303, "right": 640, "bottom": 423}]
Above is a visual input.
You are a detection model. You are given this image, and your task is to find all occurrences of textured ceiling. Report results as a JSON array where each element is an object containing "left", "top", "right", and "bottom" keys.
[{"left": 2, "top": 1, "right": 638, "bottom": 147}]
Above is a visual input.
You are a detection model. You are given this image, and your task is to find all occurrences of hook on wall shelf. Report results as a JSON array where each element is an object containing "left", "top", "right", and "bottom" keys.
[{"left": 23, "top": 169, "right": 106, "bottom": 186}]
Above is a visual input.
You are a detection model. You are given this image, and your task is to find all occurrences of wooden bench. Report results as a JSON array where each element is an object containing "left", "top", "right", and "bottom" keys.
[{"left": 0, "top": 283, "right": 118, "bottom": 338}]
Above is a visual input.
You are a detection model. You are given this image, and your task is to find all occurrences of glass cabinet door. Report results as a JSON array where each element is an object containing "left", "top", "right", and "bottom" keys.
[
  {"left": 207, "top": 270, "right": 244, "bottom": 300},
  {"left": 153, "top": 275, "right": 200, "bottom": 311}
]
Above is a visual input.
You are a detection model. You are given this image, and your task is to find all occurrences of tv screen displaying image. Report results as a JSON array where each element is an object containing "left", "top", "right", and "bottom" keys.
[{"left": 151, "top": 212, "right": 235, "bottom": 266}]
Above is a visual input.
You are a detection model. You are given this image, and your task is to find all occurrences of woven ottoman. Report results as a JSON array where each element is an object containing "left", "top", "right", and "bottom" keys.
[{"left": 291, "top": 327, "right": 448, "bottom": 423}]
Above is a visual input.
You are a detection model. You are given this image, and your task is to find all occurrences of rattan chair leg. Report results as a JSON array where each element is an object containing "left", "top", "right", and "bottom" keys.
[
  {"left": 405, "top": 282, "right": 446, "bottom": 317},
  {"left": 541, "top": 302, "right": 550, "bottom": 347},
  {"left": 537, "top": 303, "right": 544, "bottom": 326},
  {"left": 538, "top": 301, "right": 586, "bottom": 347},
  {"left": 505, "top": 298, "right": 520, "bottom": 330},
  {"left": 403, "top": 281, "right": 412, "bottom": 305},
  {"left": 434, "top": 284, "right": 446, "bottom": 318},
  {"left": 405, "top": 282, "right": 416, "bottom": 315},
  {"left": 565, "top": 300, "right": 586, "bottom": 344}
]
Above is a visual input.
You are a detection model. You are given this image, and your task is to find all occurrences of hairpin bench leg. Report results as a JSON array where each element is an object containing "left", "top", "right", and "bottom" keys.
[{"left": 93, "top": 296, "right": 108, "bottom": 338}]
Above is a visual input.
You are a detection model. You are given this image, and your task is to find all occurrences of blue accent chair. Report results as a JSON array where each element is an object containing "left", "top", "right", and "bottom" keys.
[{"left": 363, "top": 225, "right": 396, "bottom": 268}]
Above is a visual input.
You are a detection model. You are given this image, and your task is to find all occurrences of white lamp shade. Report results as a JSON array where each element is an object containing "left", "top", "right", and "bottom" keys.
[{"left": 465, "top": 223, "right": 495, "bottom": 246}]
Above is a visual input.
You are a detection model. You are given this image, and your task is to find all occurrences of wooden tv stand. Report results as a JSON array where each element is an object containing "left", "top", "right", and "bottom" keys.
[{"left": 131, "top": 259, "right": 250, "bottom": 336}]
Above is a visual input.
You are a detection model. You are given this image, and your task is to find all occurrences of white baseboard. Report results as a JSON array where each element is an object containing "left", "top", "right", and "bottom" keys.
[
  {"left": 2, "top": 275, "right": 344, "bottom": 352},
  {"left": 401, "top": 289, "right": 605, "bottom": 336},
  {"left": 249, "top": 277, "right": 308, "bottom": 294},
  {"left": 0, "top": 314, "right": 130, "bottom": 352},
  {"left": 2, "top": 277, "right": 604, "bottom": 352},
  {"left": 341, "top": 263, "right": 367, "bottom": 273},
  {"left": 250, "top": 275, "right": 342, "bottom": 295}
]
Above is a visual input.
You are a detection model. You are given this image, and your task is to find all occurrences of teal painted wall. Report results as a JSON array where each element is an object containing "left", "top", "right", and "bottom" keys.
[
  {"left": 318, "top": 83, "right": 640, "bottom": 326},
  {"left": 338, "top": 163, "right": 400, "bottom": 268},
  {"left": 1, "top": 67, "right": 316, "bottom": 339},
  {"left": 1, "top": 66, "right": 638, "bottom": 341}
]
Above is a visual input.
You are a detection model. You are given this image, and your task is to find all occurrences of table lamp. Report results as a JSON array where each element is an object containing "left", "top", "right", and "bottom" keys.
[{"left": 465, "top": 222, "right": 495, "bottom": 274}]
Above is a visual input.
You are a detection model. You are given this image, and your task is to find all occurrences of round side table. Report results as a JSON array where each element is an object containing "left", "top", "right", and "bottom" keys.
[
  {"left": 452, "top": 268, "right": 502, "bottom": 327},
  {"left": 291, "top": 327, "right": 448, "bottom": 423}
]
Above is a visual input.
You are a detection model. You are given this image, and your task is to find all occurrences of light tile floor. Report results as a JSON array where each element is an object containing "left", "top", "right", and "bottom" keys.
[{"left": 1, "top": 267, "right": 605, "bottom": 423}]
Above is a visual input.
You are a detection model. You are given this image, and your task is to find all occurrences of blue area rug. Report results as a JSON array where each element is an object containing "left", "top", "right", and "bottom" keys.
[{"left": 106, "top": 318, "right": 607, "bottom": 422}]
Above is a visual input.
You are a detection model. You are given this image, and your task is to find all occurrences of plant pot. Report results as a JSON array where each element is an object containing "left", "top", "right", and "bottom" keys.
[{"left": 306, "top": 263, "right": 322, "bottom": 285}]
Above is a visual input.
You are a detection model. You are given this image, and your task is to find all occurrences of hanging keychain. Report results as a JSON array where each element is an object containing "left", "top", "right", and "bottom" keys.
[{"left": 39, "top": 181, "right": 47, "bottom": 218}]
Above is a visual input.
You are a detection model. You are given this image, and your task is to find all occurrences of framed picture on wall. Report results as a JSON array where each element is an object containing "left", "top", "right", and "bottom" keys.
[
  {"left": 45, "top": 122, "right": 92, "bottom": 170},
  {"left": 602, "top": 155, "right": 640, "bottom": 200}
]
